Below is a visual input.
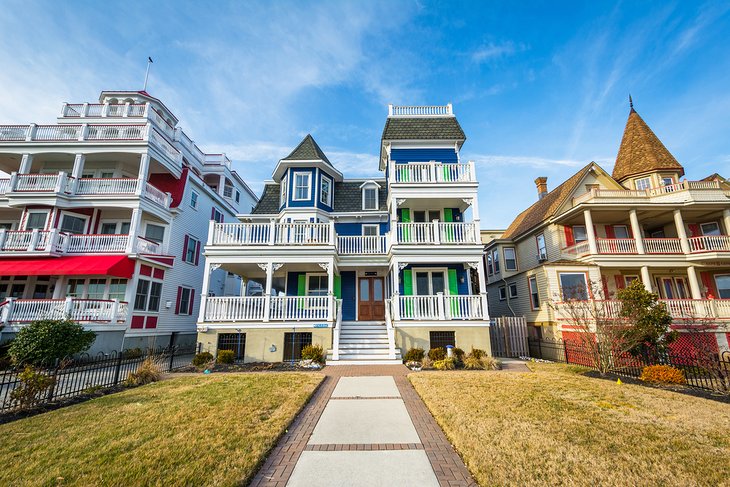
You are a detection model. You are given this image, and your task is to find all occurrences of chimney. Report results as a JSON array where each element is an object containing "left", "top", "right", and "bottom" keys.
[{"left": 535, "top": 177, "right": 548, "bottom": 200}]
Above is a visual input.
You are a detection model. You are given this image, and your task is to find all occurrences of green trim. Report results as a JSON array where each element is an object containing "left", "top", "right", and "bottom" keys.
[
  {"left": 400, "top": 208, "right": 411, "bottom": 242},
  {"left": 443, "top": 208, "right": 453, "bottom": 222},
  {"left": 443, "top": 208, "right": 454, "bottom": 242},
  {"left": 334, "top": 275, "right": 342, "bottom": 299},
  {"left": 297, "top": 273, "right": 306, "bottom": 309},
  {"left": 402, "top": 269, "right": 413, "bottom": 318},
  {"left": 448, "top": 268, "right": 459, "bottom": 315}
]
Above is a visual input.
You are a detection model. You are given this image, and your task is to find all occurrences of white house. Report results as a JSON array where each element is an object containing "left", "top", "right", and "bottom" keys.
[{"left": 0, "top": 90, "right": 257, "bottom": 353}]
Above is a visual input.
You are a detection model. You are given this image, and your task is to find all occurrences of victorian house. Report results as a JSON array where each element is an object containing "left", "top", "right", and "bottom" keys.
[
  {"left": 0, "top": 90, "right": 256, "bottom": 353},
  {"left": 485, "top": 104, "right": 730, "bottom": 352},
  {"left": 196, "top": 104, "right": 490, "bottom": 364}
]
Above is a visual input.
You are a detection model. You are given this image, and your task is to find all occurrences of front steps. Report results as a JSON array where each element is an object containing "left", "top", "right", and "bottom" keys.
[{"left": 326, "top": 321, "right": 402, "bottom": 365}]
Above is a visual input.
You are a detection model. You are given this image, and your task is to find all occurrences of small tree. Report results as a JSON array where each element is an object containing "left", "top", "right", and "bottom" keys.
[
  {"left": 9, "top": 319, "right": 96, "bottom": 366},
  {"left": 616, "top": 280, "right": 676, "bottom": 362}
]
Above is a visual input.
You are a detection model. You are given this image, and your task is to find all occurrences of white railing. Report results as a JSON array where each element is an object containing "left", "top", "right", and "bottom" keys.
[
  {"left": 0, "top": 179, "right": 9, "bottom": 194},
  {"left": 204, "top": 296, "right": 266, "bottom": 322},
  {"left": 395, "top": 294, "right": 485, "bottom": 320},
  {"left": 561, "top": 241, "right": 590, "bottom": 258},
  {"left": 86, "top": 124, "right": 145, "bottom": 140},
  {"left": 384, "top": 299, "right": 396, "bottom": 359},
  {"left": 204, "top": 153, "right": 232, "bottom": 169},
  {"left": 269, "top": 296, "right": 331, "bottom": 320},
  {"left": 332, "top": 299, "right": 343, "bottom": 360},
  {"left": 63, "top": 103, "right": 147, "bottom": 119},
  {"left": 34, "top": 124, "right": 81, "bottom": 140},
  {"left": 274, "top": 222, "right": 331, "bottom": 245},
  {"left": 1, "top": 231, "right": 36, "bottom": 251},
  {"left": 211, "top": 222, "right": 270, "bottom": 245},
  {"left": 596, "top": 238, "right": 637, "bottom": 254},
  {"left": 573, "top": 180, "right": 724, "bottom": 206},
  {"left": 389, "top": 104, "right": 452, "bottom": 116},
  {"left": 76, "top": 178, "right": 138, "bottom": 195},
  {"left": 643, "top": 238, "right": 683, "bottom": 254},
  {"left": 438, "top": 222, "right": 479, "bottom": 244},
  {"left": 149, "top": 128, "right": 181, "bottom": 162},
  {"left": 689, "top": 235, "right": 730, "bottom": 253},
  {"left": 1, "top": 298, "right": 127, "bottom": 324},
  {"left": 143, "top": 182, "right": 170, "bottom": 208},
  {"left": 554, "top": 299, "right": 730, "bottom": 321},
  {"left": 0, "top": 123, "right": 146, "bottom": 142},
  {"left": 13, "top": 173, "right": 60, "bottom": 191},
  {"left": 393, "top": 162, "right": 474, "bottom": 183},
  {"left": 134, "top": 236, "right": 161, "bottom": 254},
  {"left": 397, "top": 295, "right": 439, "bottom": 320},
  {"left": 396, "top": 223, "right": 434, "bottom": 244},
  {"left": 445, "top": 295, "right": 485, "bottom": 320},
  {"left": 66, "top": 234, "right": 129, "bottom": 253},
  {"left": 0, "top": 125, "right": 29, "bottom": 140},
  {"left": 337, "top": 235, "right": 387, "bottom": 254}
]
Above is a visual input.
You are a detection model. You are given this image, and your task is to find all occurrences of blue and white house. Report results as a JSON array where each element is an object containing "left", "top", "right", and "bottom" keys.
[{"left": 197, "top": 104, "right": 490, "bottom": 364}]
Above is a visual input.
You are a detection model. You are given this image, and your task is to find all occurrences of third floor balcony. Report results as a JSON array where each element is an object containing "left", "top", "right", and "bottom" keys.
[
  {"left": 389, "top": 161, "right": 476, "bottom": 184},
  {"left": 0, "top": 229, "right": 160, "bottom": 256}
]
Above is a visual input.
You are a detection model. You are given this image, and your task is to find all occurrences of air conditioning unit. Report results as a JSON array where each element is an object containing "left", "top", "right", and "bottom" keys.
[{"left": 537, "top": 253, "right": 547, "bottom": 263}]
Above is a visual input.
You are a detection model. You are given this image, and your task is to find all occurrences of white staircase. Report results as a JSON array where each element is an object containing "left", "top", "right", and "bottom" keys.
[{"left": 327, "top": 321, "right": 402, "bottom": 365}]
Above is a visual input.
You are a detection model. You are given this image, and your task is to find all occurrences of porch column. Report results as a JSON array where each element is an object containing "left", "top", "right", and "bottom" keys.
[
  {"left": 263, "top": 262, "right": 273, "bottom": 322},
  {"left": 197, "top": 261, "right": 213, "bottom": 322},
  {"left": 583, "top": 209, "right": 598, "bottom": 254},
  {"left": 52, "top": 277, "right": 65, "bottom": 299},
  {"left": 218, "top": 175, "right": 226, "bottom": 197},
  {"left": 391, "top": 260, "right": 401, "bottom": 320},
  {"left": 640, "top": 266, "right": 652, "bottom": 292},
  {"left": 723, "top": 209, "right": 730, "bottom": 236},
  {"left": 673, "top": 209, "right": 691, "bottom": 254},
  {"left": 19, "top": 154, "right": 33, "bottom": 174},
  {"left": 629, "top": 209, "right": 645, "bottom": 254},
  {"left": 327, "top": 259, "right": 335, "bottom": 321},
  {"left": 686, "top": 266, "right": 703, "bottom": 299},
  {"left": 69, "top": 153, "right": 86, "bottom": 194},
  {"left": 476, "top": 260, "right": 489, "bottom": 320},
  {"left": 471, "top": 197, "right": 481, "bottom": 227},
  {"left": 138, "top": 153, "right": 151, "bottom": 182},
  {"left": 126, "top": 209, "right": 142, "bottom": 253}
]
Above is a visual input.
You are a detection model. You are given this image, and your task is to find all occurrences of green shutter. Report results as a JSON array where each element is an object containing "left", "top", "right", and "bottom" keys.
[
  {"left": 448, "top": 268, "right": 459, "bottom": 315},
  {"left": 443, "top": 208, "right": 453, "bottom": 222},
  {"left": 443, "top": 208, "right": 454, "bottom": 242},
  {"left": 402, "top": 269, "right": 413, "bottom": 318},
  {"left": 334, "top": 275, "right": 342, "bottom": 299},
  {"left": 297, "top": 273, "right": 306, "bottom": 309},
  {"left": 400, "top": 209, "right": 411, "bottom": 242}
]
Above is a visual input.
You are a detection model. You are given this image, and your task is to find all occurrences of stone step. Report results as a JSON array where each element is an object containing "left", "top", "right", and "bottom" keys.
[
  {"left": 339, "top": 338, "right": 390, "bottom": 345},
  {"left": 339, "top": 343, "right": 391, "bottom": 350},
  {"left": 339, "top": 327, "right": 386, "bottom": 334},
  {"left": 326, "top": 359, "right": 403, "bottom": 366}
]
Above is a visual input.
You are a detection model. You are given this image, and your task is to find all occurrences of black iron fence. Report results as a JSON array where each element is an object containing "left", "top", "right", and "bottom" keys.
[
  {"left": 527, "top": 337, "right": 730, "bottom": 393},
  {"left": 0, "top": 346, "right": 195, "bottom": 413}
]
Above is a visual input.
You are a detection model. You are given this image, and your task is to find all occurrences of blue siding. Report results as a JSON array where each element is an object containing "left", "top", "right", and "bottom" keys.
[
  {"left": 316, "top": 169, "right": 335, "bottom": 212},
  {"left": 286, "top": 167, "right": 317, "bottom": 208},
  {"left": 390, "top": 148, "right": 458, "bottom": 163},
  {"left": 335, "top": 222, "right": 389, "bottom": 235},
  {"left": 398, "top": 264, "right": 470, "bottom": 295},
  {"left": 341, "top": 271, "right": 356, "bottom": 320}
]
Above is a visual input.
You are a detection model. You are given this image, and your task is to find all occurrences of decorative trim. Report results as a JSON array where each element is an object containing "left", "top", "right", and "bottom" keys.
[
  {"left": 210, "top": 263, "right": 221, "bottom": 272},
  {"left": 256, "top": 263, "right": 268, "bottom": 271},
  {"left": 272, "top": 263, "right": 284, "bottom": 272},
  {"left": 466, "top": 262, "right": 479, "bottom": 270},
  {"left": 318, "top": 262, "right": 331, "bottom": 272},
  {"left": 396, "top": 198, "right": 407, "bottom": 207},
  {"left": 398, "top": 262, "right": 409, "bottom": 270}
]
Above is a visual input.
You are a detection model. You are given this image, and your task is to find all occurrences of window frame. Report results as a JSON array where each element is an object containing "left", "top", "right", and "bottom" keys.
[
  {"left": 503, "top": 247, "right": 517, "bottom": 271},
  {"left": 536, "top": 233, "right": 547, "bottom": 260},
  {"left": 635, "top": 177, "right": 651, "bottom": 191},
  {"left": 292, "top": 171, "right": 312, "bottom": 201},
  {"left": 24, "top": 210, "right": 50, "bottom": 231},
  {"left": 492, "top": 249, "right": 500, "bottom": 274},
  {"left": 700, "top": 222, "right": 721, "bottom": 236},
  {"left": 190, "top": 190, "right": 199, "bottom": 209},
  {"left": 183, "top": 235, "right": 200, "bottom": 265},
  {"left": 715, "top": 274, "right": 730, "bottom": 299},
  {"left": 306, "top": 273, "right": 329, "bottom": 297},
  {"left": 613, "top": 225, "right": 630, "bottom": 239},
  {"left": 362, "top": 224, "right": 379, "bottom": 237},
  {"left": 413, "top": 268, "right": 449, "bottom": 296},
  {"left": 486, "top": 253, "right": 493, "bottom": 275},
  {"left": 144, "top": 223, "right": 166, "bottom": 244},
  {"left": 320, "top": 174, "right": 332, "bottom": 207},
  {"left": 528, "top": 276, "right": 540, "bottom": 310},
  {"left": 177, "top": 286, "right": 194, "bottom": 315},
  {"left": 508, "top": 282, "right": 518, "bottom": 298},
  {"left": 498, "top": 285, "right": 506, "bottom": 301},
  {"left": 280, "top": 175, "right": 288, "bottom": 207},
  {"left": 362, "top": 186, "right": 378, "bottom": 210},
  {"left": 572, "top": 225, "right": 587, "bottom": 242},
  {"left": 558, "top": 272, "right": 590, "bottom": 301},
  {"left": 59, "top": 211, "right": 89, "bottom": 235}
]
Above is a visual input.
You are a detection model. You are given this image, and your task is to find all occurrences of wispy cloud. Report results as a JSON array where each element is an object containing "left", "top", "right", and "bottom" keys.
[
  {"left": 468, "top": 154, "right": 587, "bottom": 168},
  {"left": 471, "top": 41, "right": 527, "bottom": 63}
]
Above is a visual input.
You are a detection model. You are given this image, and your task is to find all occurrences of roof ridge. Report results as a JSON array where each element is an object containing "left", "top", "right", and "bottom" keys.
[{"left": 283, "top": 134, "right": 332, "bottom": 166}]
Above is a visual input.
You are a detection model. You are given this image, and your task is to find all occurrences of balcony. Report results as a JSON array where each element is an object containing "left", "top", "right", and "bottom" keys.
[
  {"left": 336, "top": 235, "right": 388, "bottom": 255},
  {"left": 390, "top": 294, "right": 487, "bottom": 321},
  {"left": 562, "top": 236, "right": 730, "bottom": 259},
  {"left": 0, "top": 230, "right": 161, "bottom": 255},
  {"left": 391, "top": 162, "right": 476, "bottom": 184},
  {"left": 201, "top": 295, "right": 334, "bottom": 323},
  {"left": 571, "top": 180, "right": 729, "bottom": 206},
  {"left": 0, "top": 173, "right": 172, "bottom": 209},
  {"left": 209, "top": 222, "right": 333, "bottom": 246},
  {"left": 60, "top": 102, "right": 177, "bottom": 140},
  {"left": 554, "top": 299, "right": 730, "bottom": 322},
  {"left": 0, "top": 298, "right": 128, "bottom": 325},
  {"left": 395, "top": 222, "right": 480, "bottom": 245}
]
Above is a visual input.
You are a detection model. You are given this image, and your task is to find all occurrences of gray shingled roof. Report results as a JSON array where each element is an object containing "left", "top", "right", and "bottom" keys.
[
  {"left": 381, "top": 117, "right": 466, "bottom": 141},
  {"left": 283, "top": 134, "right": 332, "bottom": 166},
  {"left": 250, "top": 181, "right": 387, "bottom": 214}
]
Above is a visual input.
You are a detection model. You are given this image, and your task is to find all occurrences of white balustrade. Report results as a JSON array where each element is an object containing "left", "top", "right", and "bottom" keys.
[
  {"left": 86, "top": 104, "right": 103, "bottom": 117},
  {"left": 143, "top": 182, "right": 170, "bottom": 208},
  {"left": 445, "top": 295, "right": 485, "bottom": 320},
  {"left": 561, "top": 241, "right": 590, "bottom": 257},
  {"left": 204, "top": 296, "right": 266, "bottom": 321},
  {"left": 389, "top": 105, "right": 452, "bottom": 116},
  {"left": 337, "top": 235, "right": 387, "bottom": 254},
  {"left": 438, "top": 222, "right": 478, "bottom": 244},
  {"left": 0, "top": 125, "right": 29, "bottom": 141},
  {"left": 393, "top": 162, "right": 473, "bottom": 183},
  {"left": 13, "top": 173, "right": 60, "bottom": 192},
  {"left": 274, "top": 222, "right": 331, "bottom": 245},
  {"left": 212, "top": 222, "right": 270, "bottom": 245},
  {"left": 597, "top": 238, "right": 637, "bottom": 254},
  {"left": 66, "top": 234, "right": 129, "bottom": 253},
  {"left": 397, "top": 295, "right": 440, "bottom": 320},
  {"left": 7, "top": 299, "right": 67, "bottom": 322},
  {"left": 688, "top": 235, "right": 730, "bottom": 253},
  {"left": 396, "top": 223, "right": 434, "bottom": 244},
  {"left": 76, "top": 177, "right": 138, "bottom": 195},
  {"left": 149, "top": 128, "right": 181, "bottom": 162},
  {"left": 2, "top": 231, "right": 35, "bottom": 250},
  {"left": 202, "top": 296, "right": 334, "bottom": 322},
  {"left": 0, "top": 179, "right": 9, "bottom": 194},
  {"left": 643, "top": 238, "right": 683, "bottom": 254},
  {"left": 554, "top": 298, "right": 729, "bottom": 321},
  {"left": 269, "top": 295, "right": 330, "bottom": 321},
  {"left": 134, "top": 236, "right": 161, "bottom": 254},
  {"left": 62, "top": 104, "right": 85, "bottom": 117},
  {"left": 33, "top": 124, "right": 81, "bottom": 140},
  {"left": 4, "top": 298, "right": 127, "bottom": 323},
  {"left": 86, "top": 124, "right": 145, "bottom": 140},
  {"left": 69, "top": 299, "right": 123, "bottom": 322}
]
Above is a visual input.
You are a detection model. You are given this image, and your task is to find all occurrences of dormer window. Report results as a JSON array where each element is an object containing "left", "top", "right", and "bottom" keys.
[
  {"left": 320, "top": 175, "right": 332, "bottom": 206},
  {"left": 360, "top": 181, "right": 380, "bottom": 211},
  {"left": 634, "top": 177, "right": 651, "bottom": 190},
  {"left": 293, "top": 172, "right": 311, "bottom": 201}
]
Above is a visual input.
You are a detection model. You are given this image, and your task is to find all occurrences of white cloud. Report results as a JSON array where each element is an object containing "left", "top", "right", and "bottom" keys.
[
  {"left": 468, "top": 154, "right": 587, "bottom": 169},
  {"left": 471, "top": 41, "right": 526, "bottom": 63}
]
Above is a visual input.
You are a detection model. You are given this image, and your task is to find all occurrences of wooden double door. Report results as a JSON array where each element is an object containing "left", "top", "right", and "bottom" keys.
[{"left": 358, "top": 277, "right": 385, "bottom": 321}]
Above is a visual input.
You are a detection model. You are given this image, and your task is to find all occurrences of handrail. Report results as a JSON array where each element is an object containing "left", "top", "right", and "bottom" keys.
[
  {"left": 384, "top": 298, "right": 396, "bottom": 359},
  {"left": 332, "top": 299, "right": 343, "bottom": 360}
]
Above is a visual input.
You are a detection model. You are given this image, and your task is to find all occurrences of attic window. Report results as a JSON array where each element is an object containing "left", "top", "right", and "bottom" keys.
[{"left": 363, "top": 187, "right": 377, "bottom": 210}]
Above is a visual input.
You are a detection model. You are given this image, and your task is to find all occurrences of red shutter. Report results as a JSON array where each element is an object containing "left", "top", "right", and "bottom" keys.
[
  {"left": 182, "top": 235, "right": 189, "bottom": 262},
  {"left": 188, "top": 289, "right": 195, "bottom": 315},
  {"left": 688, "top": 224, "right": 701, "bottom": 237},
  {"left": 564, "top": 226, "right": 575, "bottom": 246},
  {"left": 175, "top": 286, "right": 182, "bottom": 314},
  {"left": 601, "top": 276, "right": 609, "bottom": 298},
  {"left": 605, "top": 225, "right": 615, "bottom": 239},
  {"left": 700, "top": 272, "right": 717, "bottom": 298},
  {"left": 194, "top": 240, "right": 200, "bottom": 265},
  {"left": 614, "top": 275, "right": 626, "bottom": 290}
]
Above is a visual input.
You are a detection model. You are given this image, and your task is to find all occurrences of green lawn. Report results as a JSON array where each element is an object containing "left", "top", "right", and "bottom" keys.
[
  {"left": 410, "top": 363, "right": 730, "bottom": 486},
  {"left": 1, "top": 373, "right": 322, "bottom": 486}
]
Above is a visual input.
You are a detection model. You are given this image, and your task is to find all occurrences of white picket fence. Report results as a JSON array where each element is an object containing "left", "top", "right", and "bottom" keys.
[{"left": 489, "top": 316, "right": 528, "bottom": 358}]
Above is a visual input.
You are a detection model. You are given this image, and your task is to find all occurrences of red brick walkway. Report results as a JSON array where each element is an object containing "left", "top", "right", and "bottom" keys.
[{"left": 248, "top": 365, "right": 476, "bottom": 486}]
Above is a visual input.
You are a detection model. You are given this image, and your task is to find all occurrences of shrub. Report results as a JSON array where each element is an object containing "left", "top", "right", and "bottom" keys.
[
  {"left": 125, "top": 358, "right": 162, "bottom": 386},
  {"left": 192, "top": 352, "right": 214, "bottom": 367},
  {"left": 463, "top": 355, "right": 484, "bottom": 370},
  {"left": 123, "top": 348, "right": 144, "bottom": 359},
  {"left": 9, "top": 365, "right": 56, "bottom": 410},
  {"left": 9, "top": 319, "right": 96, "bottom": 366},
  {"left": 301, "top": 344, "right": 325, "bottom": 364},
  {"left": 433, "top": 358, "right": 456, "bottom": 370},
  {"left": 452, "top": 347, "right": 465, "bottom": 364},
  {"left": 640, "top": 365, "right": 686, "bottom": 385},
  {"left": 421, "top": 357, "right": 434, "bottom": 370},
  {"left": 480, "top": 355, "right": 501, "bottom": 370},
  {"left": 404, "top": 347, "right": 425, "bottom": 363},
  {"left": 217, "top": 349, "right": 235, "bottom": 364},
  {"left": 470, "top": 347, "right": 486, "bottom": 360},
  {"left": 428, "top": 347, "right": 446, "bottom": 361}
]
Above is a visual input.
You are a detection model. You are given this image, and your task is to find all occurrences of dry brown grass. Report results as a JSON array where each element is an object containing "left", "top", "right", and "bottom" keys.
[
  {"left": 410, "top": 363, "right": 730, "bottom": 487},
  {"left": 0, "top": 372, "right": 322, "bottom": 486}
]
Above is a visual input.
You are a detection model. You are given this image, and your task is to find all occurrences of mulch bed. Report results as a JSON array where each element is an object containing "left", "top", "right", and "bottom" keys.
[
  {"left": 583, "top": 370, "right": 730, "bottom": 403},
  {"left": 171, "top": 362, "right": 325, "bottom": 373}
]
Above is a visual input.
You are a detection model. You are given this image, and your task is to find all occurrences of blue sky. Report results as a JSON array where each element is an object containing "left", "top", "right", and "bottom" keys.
[{"left": 1, "top": 1, "right": 729, "bottom": 228}]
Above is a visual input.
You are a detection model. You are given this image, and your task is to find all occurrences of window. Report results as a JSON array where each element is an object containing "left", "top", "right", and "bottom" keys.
[
  {"left": 613, "top": 225, "right": 630, "bottom": 239},
  {"left": 700, "top": 222, "right": 721, "bottom": 236},
  {"left": 108, "top": 279, "right": 127, "bottom": 301},
  {"left": 362, "top": 224, "right": 379, "bottom": 236},
  {"left": 716, "top": 275, "right": 730, "bottom": 299},
  {"left": 211, "top": 207, "right": 224, "bottom": 223},
  {"left": 25, "top": 212, "right": 47, "bottom": 230},
  {"left": 66, "top": 279, "right": 84, "bottom": 298},
  {"left": 280, "top": 175, "right": 288, "bottom": 206},
  {"left": 559, "top": 273, "right": 589, "bottom": 301},
  {"left": 498, "top": 286, "right": 506, "bottom": 300},
  {"left": 217, "top": 333, "right": 246, "bottom": 361},
  {"left": 429, "top": 331, "right": 455, "bottom": 350},
  {"left": 148, "top": 282, "right": 162, "bottom": 311},
  {"left": 661, "top": 177, "right": 674, "bottom": 186},
  {"left": 529, "top": 276, "right": 540, "bottom": 310},
  {"left": 60, "top": 214, "right": 87, "bottom": 234},
  {"left": 508, "top": 283, "right": 518, "bottom": 298},
  {"left": 190, "top": 191, "right": 199, "bottom": 209},
  {"left": 134, "top": 279, "right": 162, "bottom": 311},
  {"left": 415, "top": 270, "right": 446, "bottom": 295},
  {"left": 363, "top": 187, "right": 378, "bottom": 210},
  {"left": 87, "top": 279, "right": 106, "bottom": 299},
  {"left": 635, "top": 177, "right": 651, "bottom": 190},
  {"left": 487, "top": 254, "right": 493, "bottom": 275},
  {"left": 492, "top": 249, "right": 500, "bottom": 273},
  {"left": 573, "top": 225, "right": 587, "bottom": 242},
  {"left": 183, "top": 235, "right": 200, "bottom": 265},
  {"left": 536, "top": 234, "right": 547, "bottom": 260},
  {"left": 176, "top": 286, "right": 194, "bottom": 315},
  {"left": 504, "top": 247, "right": 517, "bottom": 271},
  {"left": 307, "top": 275, "right": 328, "bottom": 296},
  {"left": 320, "top": 175, "right": 332, "bottom": 206},
  {"left": 145, "top": 224, "right": 165, "bottom": 244},
  {"left": 100, "top": 223, "right": 117, "bottom": 235},
  {"left": 293, "top": 172, "right": 311, "bottom": 200},
  {"left": 235, "top": 191, "right": 240, "bottom": 203},
  {"left": 283, "top": 332, "right": 312, "bottom": 361}
]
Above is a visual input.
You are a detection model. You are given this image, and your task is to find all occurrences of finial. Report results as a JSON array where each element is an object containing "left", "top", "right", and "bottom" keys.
[{"left": 629, "top": 94, "right": 634, "bottom": 110}]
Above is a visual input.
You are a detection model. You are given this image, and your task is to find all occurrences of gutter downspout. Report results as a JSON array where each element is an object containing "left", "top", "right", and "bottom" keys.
[{"left": 502, "top": 277, "right": 516, "bottom": 317}]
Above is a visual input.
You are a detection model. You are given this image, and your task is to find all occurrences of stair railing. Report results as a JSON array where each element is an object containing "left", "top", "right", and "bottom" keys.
[
  {"left": 385, "top": 298, "right": 396, "bottom": 359},
  {"left": 332, "top": 299, "right": 342, "bottom": 360}
]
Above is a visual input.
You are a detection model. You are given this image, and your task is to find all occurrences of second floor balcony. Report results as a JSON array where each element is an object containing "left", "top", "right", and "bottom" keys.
[
  {"left": 553, "top": 298, "right": 730, "bottom": 322},
  {"left": 390, "top": 161, "right": 476, "bottom": 184},
  {"left": 0, "top": 229, "right": 160, "bottom": 256},
  {"left": 0, "top": 297, "right": 128, "bottom": 325},
  {"left": 563, "top": 235, "right": 730, "bottom": 259}
]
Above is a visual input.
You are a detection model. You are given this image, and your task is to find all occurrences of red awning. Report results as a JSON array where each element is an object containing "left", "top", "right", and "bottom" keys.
[{"left": 0, "top": 256, "right": 135, "bottom": 278}]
